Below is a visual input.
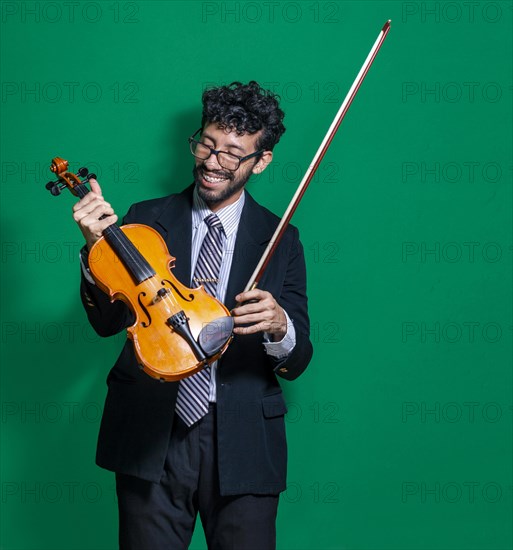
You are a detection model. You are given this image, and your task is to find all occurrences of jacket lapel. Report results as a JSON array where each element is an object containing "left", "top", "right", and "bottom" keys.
[{"left": 223, "top": 192, "right": 276, "bottom": 310}]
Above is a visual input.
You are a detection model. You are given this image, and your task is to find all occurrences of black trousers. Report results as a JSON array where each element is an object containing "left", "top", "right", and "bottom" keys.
[{"left": 115, "top": 404, "right": 279, "bottom": 550}]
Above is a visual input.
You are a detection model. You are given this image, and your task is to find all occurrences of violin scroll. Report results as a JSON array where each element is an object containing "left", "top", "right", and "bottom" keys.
[{"left": 46, "top": 157, "right": 96, "bottom": 198}]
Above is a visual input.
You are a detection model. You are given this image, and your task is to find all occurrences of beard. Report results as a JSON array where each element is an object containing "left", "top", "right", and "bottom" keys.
[{"left": 193, "top": 163, "right": 253, "bottom": 207}]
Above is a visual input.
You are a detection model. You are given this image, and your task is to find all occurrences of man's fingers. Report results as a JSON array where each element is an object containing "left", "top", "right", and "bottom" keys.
[
  {"left": 233, "top": 323, "right": 269, "bottom": 335},
  {"left": 73, "top": 199, "right": 114, "bottom": 223},
  {"left": 88, "top": 178, "right": 102, "bottom": 196},
  {"left": 232, "top": 290, "right": 273, "bottom": 315},
  {"left": 231, "top": 289, "right": 285, "bottom": 336},
  {"left": 70, "top": 177, "right": 116, "bottom": 250},
  {"left": 72, "top": 179, "right": 104, "bottom": 213},
  {"left": 233, "top": 324, "right": 260, "bottom": 335},
  {"left": 232, "top": 300, "right": 270, "bottom": 316},
  {"left": 235, "top": 289, "right": 268, "bottom": 304},
  {"left": 92, "top": 214, "right": 118, "bottom": 234},
  {"left": 233, "top": 311, "right": 272, "bottom": 326},
  {"left": 72, "top": 191, "right": 105, "bottom": 213},
  {"left": 85, "top": 215, "right": 118, "bottom": 245}
]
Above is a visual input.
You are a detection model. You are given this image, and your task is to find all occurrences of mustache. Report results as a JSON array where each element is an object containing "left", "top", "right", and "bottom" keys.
[{"left": 196, "top": 165, "right": 233, "bottom": 181}]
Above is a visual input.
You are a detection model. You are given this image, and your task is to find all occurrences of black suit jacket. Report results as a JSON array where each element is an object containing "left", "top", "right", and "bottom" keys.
[{"left": 80, "top": 184, "right": 313, "bottom": 495}]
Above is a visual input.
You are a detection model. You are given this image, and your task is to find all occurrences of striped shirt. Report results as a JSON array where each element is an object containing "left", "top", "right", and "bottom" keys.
[{"left": 191, "top": 187, "right": 295, "bottom": 402}]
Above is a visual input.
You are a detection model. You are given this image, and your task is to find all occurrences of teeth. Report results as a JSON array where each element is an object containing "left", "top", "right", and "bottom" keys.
[{"left": 204, "top": 173, "right": 227, "bottom": 183}]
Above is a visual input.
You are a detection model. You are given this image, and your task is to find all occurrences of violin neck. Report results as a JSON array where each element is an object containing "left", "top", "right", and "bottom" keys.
[
  {"left": 103, "top": 226, "right": 156, "bottom": 284},
  {"left": 76, "top": 182, "right": 156, "bottom": 285}
]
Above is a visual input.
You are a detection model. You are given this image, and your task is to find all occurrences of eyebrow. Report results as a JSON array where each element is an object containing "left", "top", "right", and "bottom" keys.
[{"left": 202, "top": 132, "right": 246, "bottom": 154}]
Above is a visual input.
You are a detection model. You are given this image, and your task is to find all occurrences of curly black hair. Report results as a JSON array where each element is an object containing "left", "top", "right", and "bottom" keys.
[{"left": 201, "top": 81, "right": 286, "bottom": 151}]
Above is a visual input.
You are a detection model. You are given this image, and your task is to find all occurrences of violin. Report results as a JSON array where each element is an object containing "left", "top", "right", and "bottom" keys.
[{"left": 46, "top": 157, "right": 233, "bottom": 382}]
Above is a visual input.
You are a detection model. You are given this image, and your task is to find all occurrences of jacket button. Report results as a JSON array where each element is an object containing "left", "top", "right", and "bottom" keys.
[{"left": 279, "top": 367, "right": 288, "bottom": 373}]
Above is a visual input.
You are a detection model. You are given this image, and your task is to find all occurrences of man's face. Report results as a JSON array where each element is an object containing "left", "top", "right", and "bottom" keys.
[{"left": 193, "top": 123, "right": 271, "bottom": 211}]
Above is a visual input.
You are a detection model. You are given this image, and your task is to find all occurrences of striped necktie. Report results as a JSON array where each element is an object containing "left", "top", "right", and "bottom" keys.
[{"left": 175, "top": 213, "right": 224, "bottom": 426}]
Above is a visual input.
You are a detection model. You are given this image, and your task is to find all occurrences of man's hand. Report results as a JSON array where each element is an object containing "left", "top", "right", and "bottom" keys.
[
  {"left": 72, "top": 178, "right": 118, "bottom": 250},
  {"left": 232, "top": 289, "right": 287, "bottom": 340}
]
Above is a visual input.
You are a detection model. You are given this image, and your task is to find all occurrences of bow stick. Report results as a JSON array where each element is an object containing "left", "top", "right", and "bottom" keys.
[{"left": 244, "top": 20, "right": 392, "bottom": 292}]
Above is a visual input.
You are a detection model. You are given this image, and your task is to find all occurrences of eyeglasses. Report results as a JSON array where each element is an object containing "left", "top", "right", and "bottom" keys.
[{"left": 188, "top": 128, "right": 264, "bottom": 172}]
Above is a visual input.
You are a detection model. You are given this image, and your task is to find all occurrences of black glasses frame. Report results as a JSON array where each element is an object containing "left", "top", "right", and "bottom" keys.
[{"left": 188, "top": 128, "right": 264, "bottom": 171}]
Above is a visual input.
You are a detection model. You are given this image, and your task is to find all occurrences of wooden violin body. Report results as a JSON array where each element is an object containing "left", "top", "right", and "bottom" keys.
[
  {"left": 90, "top": 224, "right": 233, "bottom": 381},
  {"left": 47, "top": 158, "right": 233, "bottom": 381}
]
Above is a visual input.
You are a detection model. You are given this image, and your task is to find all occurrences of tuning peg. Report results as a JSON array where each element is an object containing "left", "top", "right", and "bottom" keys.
[
  {"left": 77, "top": 167, "right": 88, "bottom": 178},
  {"left": 87, "top": 173, "right": 97, "bottom": 181},
  {"left": 46, "top": 180, "right": 57, "bottom": 190},
  {"left": 50, "top": 184, "right": 62, "bottom": 196}
]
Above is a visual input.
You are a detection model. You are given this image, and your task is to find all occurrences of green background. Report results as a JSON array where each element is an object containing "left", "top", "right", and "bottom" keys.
[{"left": 1, "top": 1, "right": 511, "bottom": 549}]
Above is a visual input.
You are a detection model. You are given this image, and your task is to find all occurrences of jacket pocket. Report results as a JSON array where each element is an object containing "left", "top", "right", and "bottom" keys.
[{"left": 262, "top": 392, "right": 288, "bottom": 418}]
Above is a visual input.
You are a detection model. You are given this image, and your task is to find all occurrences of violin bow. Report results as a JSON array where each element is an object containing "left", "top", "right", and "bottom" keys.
[{"left": 244, "top": 20, "right": 392, "bottom": 292}]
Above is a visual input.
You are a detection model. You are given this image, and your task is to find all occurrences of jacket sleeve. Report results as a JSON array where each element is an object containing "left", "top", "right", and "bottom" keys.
[
  {"left": 79, "top": 207, "right": 136, "bottom": 337},
  {"left": 271, "top": 226, "right": 313, "bottom": 381}
]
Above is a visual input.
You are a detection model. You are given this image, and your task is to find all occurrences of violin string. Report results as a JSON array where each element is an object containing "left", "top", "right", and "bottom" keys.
[{"left": 104, "top": 226, "right": 183, "bottom": 316}]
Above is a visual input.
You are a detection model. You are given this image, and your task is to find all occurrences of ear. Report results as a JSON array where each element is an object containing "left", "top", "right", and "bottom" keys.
[{"left": 251, "top": 151, "right": 273, "bottom": 175}]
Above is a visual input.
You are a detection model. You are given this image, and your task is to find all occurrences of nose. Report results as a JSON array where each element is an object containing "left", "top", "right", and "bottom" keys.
[{"left": 203, "top": 150, "right": 222, "bottom": 171}]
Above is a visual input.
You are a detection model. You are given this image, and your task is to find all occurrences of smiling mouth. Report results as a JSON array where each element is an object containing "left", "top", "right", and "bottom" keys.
[{"left": 201, "top": 169, "right": 232, "bottom": 184}]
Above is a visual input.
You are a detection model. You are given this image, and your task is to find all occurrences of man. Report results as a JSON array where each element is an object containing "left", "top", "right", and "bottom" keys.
[{"left": 74, "top": 81, "right": 313, "bottom": 549}]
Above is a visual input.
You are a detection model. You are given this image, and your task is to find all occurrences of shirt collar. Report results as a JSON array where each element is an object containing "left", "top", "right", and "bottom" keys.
[{"left": 192, "top": 186, "right": 245, "bottom": 237}]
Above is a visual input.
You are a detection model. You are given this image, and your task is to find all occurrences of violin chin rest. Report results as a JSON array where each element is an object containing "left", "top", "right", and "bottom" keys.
[{"left": 198, "top": 316, "right": 234, "bottom": 357}]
